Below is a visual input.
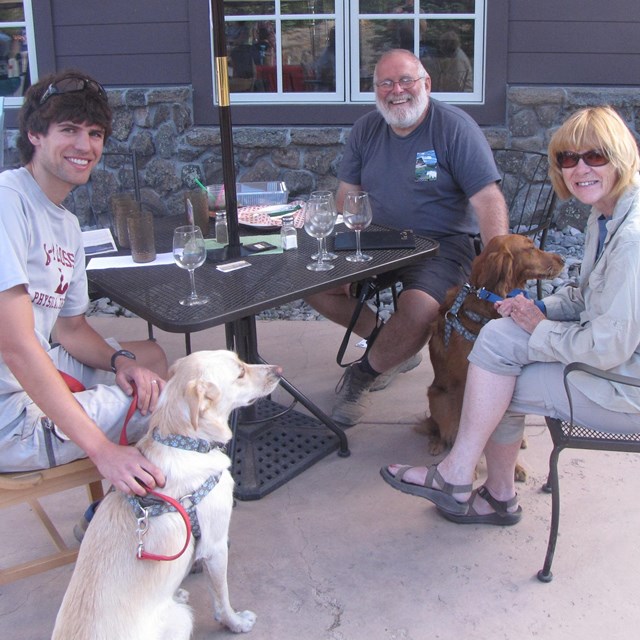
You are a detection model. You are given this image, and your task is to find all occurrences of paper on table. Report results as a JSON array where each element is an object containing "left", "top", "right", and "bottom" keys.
[
  {"left": 82, "top": 228, "right": 117, "bottom": 255},
  {"left": 86, "top": 252, "right": 175, "bottom": 270}
]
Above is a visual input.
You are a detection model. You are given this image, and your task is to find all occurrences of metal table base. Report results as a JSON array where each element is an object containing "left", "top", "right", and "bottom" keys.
[{"left": 226, "top": 316, "right": 350, "bottom": 500}]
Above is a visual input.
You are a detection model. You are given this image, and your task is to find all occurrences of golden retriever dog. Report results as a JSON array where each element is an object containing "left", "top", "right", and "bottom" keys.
[
  {"left": 422, "top": 234, "right": 564, "bottom": 479},
  {"left": 53, "top": 350, "right": 281, "bottom": 640}
]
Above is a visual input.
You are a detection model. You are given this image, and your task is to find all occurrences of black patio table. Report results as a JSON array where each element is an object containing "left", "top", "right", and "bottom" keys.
[{"left": 87, "top": 216, "right": 439, "bottom": 499}]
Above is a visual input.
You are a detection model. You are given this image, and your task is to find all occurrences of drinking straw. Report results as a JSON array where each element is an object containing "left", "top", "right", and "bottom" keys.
[{"left": 194, "top": 177, "right": 208, "bottom": 192}]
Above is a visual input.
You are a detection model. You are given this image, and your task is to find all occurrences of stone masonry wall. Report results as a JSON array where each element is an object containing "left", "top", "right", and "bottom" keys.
[{"left": 4, "top": 85, "right": 640, "bottom": 232}]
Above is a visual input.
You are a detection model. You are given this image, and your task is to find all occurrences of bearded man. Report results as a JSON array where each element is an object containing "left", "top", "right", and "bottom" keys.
[{"left": 305, "top": 49, "right": 508, "bottom": 427}]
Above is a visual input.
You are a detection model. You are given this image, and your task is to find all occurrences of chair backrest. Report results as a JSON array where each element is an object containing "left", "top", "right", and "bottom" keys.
[{"left": 493, "top": 148, "right": 557, "bottom": 248}]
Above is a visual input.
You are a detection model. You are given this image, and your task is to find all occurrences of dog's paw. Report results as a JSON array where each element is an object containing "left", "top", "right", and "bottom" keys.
[
  {"left": 514, "top": 463, "right": 527, "bottom": 483},
  {"left": 174, "top": 588, "right": 190, "bottom": 604},
  {"left": 520, "top": 436, "right": 528, "bottom": 450},
  {"left": 427, "top": 438, "right": 447, "bottom": 456},
  {"left": 222, "top": 609, "right": 257, "bottom": 633}
]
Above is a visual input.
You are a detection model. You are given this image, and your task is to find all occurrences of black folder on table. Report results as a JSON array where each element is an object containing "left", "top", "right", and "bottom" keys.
[{"left": 332, "top": 229, "right": 416, "bottom": 251}]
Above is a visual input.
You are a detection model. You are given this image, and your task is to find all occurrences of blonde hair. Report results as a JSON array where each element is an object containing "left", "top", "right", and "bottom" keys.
[{"left": 548, "top": 106, "right": 640, "bottom": 201}]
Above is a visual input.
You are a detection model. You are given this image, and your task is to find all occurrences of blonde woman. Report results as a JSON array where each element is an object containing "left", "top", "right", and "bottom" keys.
[{"left": 382, "top": 106, "right": 640, "bottom": 525}]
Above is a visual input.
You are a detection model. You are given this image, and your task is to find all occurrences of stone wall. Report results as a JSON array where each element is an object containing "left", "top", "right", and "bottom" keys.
[{"left": 4, "top": 85, "right": 640, "bottom": 231}]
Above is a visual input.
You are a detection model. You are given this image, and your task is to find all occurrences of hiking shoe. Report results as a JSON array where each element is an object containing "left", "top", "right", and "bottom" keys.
[
  {"left": 73, "top": 500, "right": 100, "bottom": 543},
  {"left": 331, "top": 363, "right": 377, "bottom": 426},
  {"left": 369, "top": 352, "right": 423, "bottom": 392}
]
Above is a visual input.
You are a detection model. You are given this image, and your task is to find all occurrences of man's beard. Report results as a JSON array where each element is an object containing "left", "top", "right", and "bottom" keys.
[{"left": 376, "top": 85, "right": 429, "bottom": 130}]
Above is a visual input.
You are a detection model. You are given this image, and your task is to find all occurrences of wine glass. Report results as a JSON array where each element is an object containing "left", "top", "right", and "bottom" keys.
[
  {"left": 342, "top": 191, "right": 373, "bottom": 262},
  {"left": 304, "top": 198, "right": 337, "bottom": 271},
  {"left": 173, "top": 225, "right": 210, "bottom": 306},
  {"left": 309, "top": 191, "right": 338, "bottom": 261}
]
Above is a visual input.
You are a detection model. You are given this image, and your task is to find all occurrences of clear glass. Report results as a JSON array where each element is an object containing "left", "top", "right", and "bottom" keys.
[
  {"left": 173, "top": 225, "right": 210, "bottom": 306},
  {"left": 420, "top": 20, "right": 475, "bottom": 92},
  {"left": 0, "top": 27, "right": 29, "bottom": 98},
  {"left": 309, "top": 190, "right": 338, "bottom": 261},
  {"left": 359, "top": 1, "right": 475, "bottom": 13},
  {"left": 304, "top": 199, "right": 336, "bottom": 272},
  {"left": 342, "top": 191, "right": 373, "bottom": 263},
  {"left": 224, "top": 1, "right": 275, "bottom": 17}
]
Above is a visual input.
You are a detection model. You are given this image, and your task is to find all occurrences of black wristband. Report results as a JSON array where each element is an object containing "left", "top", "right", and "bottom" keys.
[{"left": 110, "top": 349, "right": 136, "bottom": 373}]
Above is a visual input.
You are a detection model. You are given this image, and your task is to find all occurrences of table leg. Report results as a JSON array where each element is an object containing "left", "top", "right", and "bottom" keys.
[{"left": 225, "top": 316, "right": 350, "bottom": 500}]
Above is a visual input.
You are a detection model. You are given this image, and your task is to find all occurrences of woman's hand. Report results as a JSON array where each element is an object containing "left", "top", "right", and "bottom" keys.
[{"left": 496, "top": 294, "right": 545, "bottom": 334}]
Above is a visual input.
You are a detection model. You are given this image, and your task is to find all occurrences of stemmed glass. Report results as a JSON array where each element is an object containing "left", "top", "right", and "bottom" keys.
[
  {"left": 304, "top": 198, "right": 337, "bottom": 271},
  {"left": 173, "top": 225, "right": 210, "bottom": 306},
  {"left": 343, "top": 191, "right": 373, "bottom": 262},
  {"left": 309, "top": 190, "right": 338, "bottom": 261}
]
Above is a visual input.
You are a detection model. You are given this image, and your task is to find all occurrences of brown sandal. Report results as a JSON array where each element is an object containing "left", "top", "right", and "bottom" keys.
[
  {"left": 436, "top": 485, "right": 522, "bottom": 526},
  {"left": 380, "top": 464, "right": 471, "bottom": 515}
]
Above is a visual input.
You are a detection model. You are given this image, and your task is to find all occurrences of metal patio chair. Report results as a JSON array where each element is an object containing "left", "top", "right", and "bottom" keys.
[
  {"left": 493, "top": 148, "right": 558, "bottom": 298},
  {"left": 537, "top": 362, "right": 640, "bottom": 582}
]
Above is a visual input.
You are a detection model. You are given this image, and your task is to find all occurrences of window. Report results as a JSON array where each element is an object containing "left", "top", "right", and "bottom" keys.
[
  {"left": 219, "top": 1, "right": 485, "bottom": 105},
  {"left": 0, "top": 0, "right": 36, "bottom": 106}
]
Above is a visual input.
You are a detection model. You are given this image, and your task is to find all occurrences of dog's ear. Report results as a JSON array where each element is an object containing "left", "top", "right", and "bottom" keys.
[
  {"left": 185, "top": 379, "right": 222, "bottom": 429},
  {"left": 472, "top": 246, "right": 516, "bottom": 297}
]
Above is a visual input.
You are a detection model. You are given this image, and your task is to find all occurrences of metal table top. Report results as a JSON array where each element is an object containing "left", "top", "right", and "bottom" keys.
[{"left": 87, "top": 217, "right": 439, "bottom": 333}]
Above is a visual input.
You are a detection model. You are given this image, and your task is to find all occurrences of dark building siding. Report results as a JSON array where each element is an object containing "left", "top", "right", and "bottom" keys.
[
  {"left": 508, "top": 2, "right": 640, "bottom": 85},
  {"left": 44, "top": 1, "right": 191, "bottom": 85},
  {"left": 26, "top": 0, "right": 640, "bottom": 127}
]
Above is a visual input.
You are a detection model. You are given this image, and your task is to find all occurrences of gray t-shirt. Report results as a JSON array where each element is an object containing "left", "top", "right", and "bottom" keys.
[
  {"left": 338, "top": 98, "right": 500, "bottom": 237},
  {"left": 0, "top": 167, "right": 89, "bottom": 423}
]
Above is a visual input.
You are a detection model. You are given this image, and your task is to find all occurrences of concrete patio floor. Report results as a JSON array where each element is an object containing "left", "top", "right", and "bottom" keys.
[{"left": 1, "top": 317, "right": 639, "bottom": 640}]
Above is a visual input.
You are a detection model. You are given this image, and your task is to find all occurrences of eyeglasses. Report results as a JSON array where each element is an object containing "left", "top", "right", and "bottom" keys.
[
  {"left": 375, "top": 76, "right": 425, "bottom": 91},
  {"left": 39, "top": 77, "right": 107, "bottom": 106},
  {"left": 556, "top": 150, "right": 610, "bottom": 169}
]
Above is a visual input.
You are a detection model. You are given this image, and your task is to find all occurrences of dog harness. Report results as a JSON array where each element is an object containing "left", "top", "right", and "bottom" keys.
[
  {"left": 127, "top": 429, "right": 225, "bottom": 561},
  {"left": 444, "top": 284, "right": 544, "bottom": 348}
]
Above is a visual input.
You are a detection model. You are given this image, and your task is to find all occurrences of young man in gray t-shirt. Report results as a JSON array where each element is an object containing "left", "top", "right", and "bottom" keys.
[{"left": 0, "top": 70, "right": 167, "bottom": 497}]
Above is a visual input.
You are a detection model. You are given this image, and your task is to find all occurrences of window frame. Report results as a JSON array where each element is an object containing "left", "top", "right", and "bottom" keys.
[
  {"left": 0, "top": 0, "right": 38, "bottom": 108},
  {"left": 221, "top": 5, "right": 345, "bottom": 104},
  {"left": 349, "top": 3, "right": 485, "bottom": 104},
  {"left": 193, "top": 0, "right": 507, "bottom": 126}
]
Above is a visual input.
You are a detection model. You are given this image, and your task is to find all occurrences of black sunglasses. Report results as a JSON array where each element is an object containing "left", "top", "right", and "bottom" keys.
[
  {"left": 556, "top": 150, "right": 610, "bottom": 169},
  {"left": 39, "top": 77, "right": 107, "bottom": 106}
]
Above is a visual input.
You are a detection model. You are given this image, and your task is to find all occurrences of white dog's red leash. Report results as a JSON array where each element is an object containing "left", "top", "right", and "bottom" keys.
[
  {"left": 121, "top": 384, "right": 194, "bottom": 561},
  {"left": 58, "top": 372, "right": 194, "bottom": 561},
  {"left": 129, "top": 486, "right": 193, "bottom": 561}
]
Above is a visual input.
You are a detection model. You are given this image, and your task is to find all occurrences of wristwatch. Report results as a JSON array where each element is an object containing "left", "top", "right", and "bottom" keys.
[{"left": 110, "top": 349, "right": 136, "bottom": 373}]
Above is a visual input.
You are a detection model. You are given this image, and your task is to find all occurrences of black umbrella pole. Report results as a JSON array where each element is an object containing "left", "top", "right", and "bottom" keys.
[{"left": 211, "top": 0, "right": 241, "bottom": 255}]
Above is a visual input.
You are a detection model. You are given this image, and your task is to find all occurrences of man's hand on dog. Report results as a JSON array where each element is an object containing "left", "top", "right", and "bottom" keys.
[
  {"left": 496, "top": 294, "right": 545, "bottom": 334},
  {"left": 114, "top": 361, "right": 166, "bottom": 415},
  {"left": 92, "top": 441, "right": 165, "bottom": 496}
]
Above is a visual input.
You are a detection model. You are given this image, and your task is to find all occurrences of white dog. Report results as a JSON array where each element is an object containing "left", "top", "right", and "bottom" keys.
[{"left": 53, "top": 350, "right": 281, "bottom": 640}]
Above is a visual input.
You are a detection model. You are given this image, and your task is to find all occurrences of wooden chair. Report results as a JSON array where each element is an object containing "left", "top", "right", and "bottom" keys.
[
  {"left": 537, "top": 362, "right": 640, "bottom": 582},
  {"left": 0, "top": 457, "right": 104, "bottom": 585}
]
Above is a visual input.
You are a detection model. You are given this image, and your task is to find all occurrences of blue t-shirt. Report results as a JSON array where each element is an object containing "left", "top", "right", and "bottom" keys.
[{"left": 338, "top": 98, "right": 501, "bottom": 237}]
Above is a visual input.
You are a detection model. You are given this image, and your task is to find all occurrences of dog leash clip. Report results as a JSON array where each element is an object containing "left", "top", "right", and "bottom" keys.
[{"left": 134, "top": 504, "right": 150, "bottom": 559}]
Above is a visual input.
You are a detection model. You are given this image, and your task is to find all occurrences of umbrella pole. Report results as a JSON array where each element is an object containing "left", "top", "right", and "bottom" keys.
[{"left": 210, "top": 0, "right": 242, "bottom": 258}]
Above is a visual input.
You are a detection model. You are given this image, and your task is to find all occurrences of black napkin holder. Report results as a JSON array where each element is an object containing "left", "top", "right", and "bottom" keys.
[{"left": 332, "top": 229, "right": 416, "bottom": 251}]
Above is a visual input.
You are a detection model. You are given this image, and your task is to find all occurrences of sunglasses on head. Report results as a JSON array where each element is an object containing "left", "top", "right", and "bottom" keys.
[
  {"left": 556, "top": 150, "right": 609, "bottom": 169},
  {"left": 39, "top": 77, "right": 107, "bottom": 106}
]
